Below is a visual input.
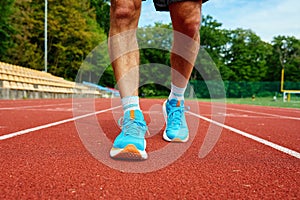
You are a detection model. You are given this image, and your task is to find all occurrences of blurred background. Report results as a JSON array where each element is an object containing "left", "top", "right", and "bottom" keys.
[{"left": 0, "top": 0, "right": 299, "bottom": 107}]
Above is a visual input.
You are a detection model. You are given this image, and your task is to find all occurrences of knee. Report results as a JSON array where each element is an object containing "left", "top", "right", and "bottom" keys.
[
  {"left": 181, "top": 15, "right": 201, "bottom": 38},
  {"left": 113, "top": 4, "right": 135, "bottom": 20},
  {"left": 111, "top": 1, "right": 140, "bottom": 26}
]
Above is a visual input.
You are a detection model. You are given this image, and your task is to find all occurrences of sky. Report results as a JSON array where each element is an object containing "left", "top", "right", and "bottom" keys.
[{"left": 139, "top": 0, "right": 300, "bottom": 43}]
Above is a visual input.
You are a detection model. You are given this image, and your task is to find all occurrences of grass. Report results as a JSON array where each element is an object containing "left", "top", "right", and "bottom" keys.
[
  {"left": 206, "top": 97, "right": 300, "bottom": 109},
  {"left": 144, "top": 96, "right": 300, "bottom": 109}
]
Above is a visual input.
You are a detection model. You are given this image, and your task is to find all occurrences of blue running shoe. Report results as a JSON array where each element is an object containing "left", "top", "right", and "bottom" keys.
[
  {"left": 110, "top": 110, "right": 148, "bottom": 160},
  {"left": 162, "top": 99, "right": 189, "bottom": 142}
]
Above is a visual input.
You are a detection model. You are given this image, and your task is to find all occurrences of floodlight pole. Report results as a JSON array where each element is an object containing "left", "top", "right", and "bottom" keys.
[{"left": 44, "top": 0, "right": 48, "bottom": 73}]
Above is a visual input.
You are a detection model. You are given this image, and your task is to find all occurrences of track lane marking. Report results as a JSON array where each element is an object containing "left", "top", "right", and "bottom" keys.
[
  {"left": 187, "top": 111, "right": 300, "bottom": 159},
  {"left": 225, "top": 107, "right": 300, "bottom": 121},
  {"left": 0, "top": 106, "right": 121, "bottom": 141},
  {"left": 0, "top": 101, "right": 94, "bottom": 111},
  {"left": 15, "top": 108, "right": 73, "bottom": 112},
  {"left": 0, "top": 102, "right": 72, "bottom": 111},
  {"left": 2, "top": 101, "right": 299, "bottom": 159},
  {"left": 199, "top": 103, "right": 300, "bottom": 121}
]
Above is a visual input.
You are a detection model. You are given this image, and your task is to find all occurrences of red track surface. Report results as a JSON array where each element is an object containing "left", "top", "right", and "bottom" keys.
[{"left": 0, "top": 98, "right": 299, "bottom": 199}]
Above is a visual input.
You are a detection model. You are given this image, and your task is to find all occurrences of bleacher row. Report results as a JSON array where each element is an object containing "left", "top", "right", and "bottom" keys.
[{"left": 0, "top": 62, "right": 101, "bottom": 99}]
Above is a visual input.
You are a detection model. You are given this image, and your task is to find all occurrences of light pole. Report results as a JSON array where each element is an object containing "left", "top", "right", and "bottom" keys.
[{"left": 44, "top": 0, "right": 48, "bottom": 72}]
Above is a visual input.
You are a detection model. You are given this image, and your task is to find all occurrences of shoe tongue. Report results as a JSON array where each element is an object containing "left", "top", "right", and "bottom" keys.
[{"left": 169, "top": 99, "right": 182, "bottom": 107}]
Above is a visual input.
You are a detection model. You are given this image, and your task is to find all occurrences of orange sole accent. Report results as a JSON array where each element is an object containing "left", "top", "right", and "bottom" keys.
[
  {"left": 173, "top": 138, "right": 184, "bottom": 142},
  {"left": 113, "top": 145, "right": 145, "bottom": 161},
  {"left": 123, "top": 144, "right": 140, "bottom": 153},
  {"left": 172, "top": 136, "right": 189, "bottom": 143}
]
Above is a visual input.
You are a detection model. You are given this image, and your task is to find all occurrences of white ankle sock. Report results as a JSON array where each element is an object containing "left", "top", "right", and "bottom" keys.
[
  {"left": 121, "top": 96, "right": 141, "bottom": 113},
  {"left": 168, "top": 83, "right": 186, "bottom": 101}
]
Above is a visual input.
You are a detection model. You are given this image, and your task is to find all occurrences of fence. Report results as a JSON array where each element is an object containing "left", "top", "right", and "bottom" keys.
[{"left": 189, "top": 80, "right": 300, "bottom": 99}]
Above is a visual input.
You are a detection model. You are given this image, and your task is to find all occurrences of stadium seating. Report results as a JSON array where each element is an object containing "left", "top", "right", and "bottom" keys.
[{"left": 0, "top": 62, "right": 101, "bottom": 99}]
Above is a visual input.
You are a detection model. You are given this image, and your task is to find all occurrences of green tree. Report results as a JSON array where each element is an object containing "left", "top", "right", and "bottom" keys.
[
  {"left": 90, "top": 0, "right": 110, "bottom": 36},
  {"left": 138, "top": 23, "right": 173, "bottom": 96},
  {"left": 6, "top": 0, "right": 45, "bottom": 70},
  {"left": 224, "top": 28, "right": 272, "bottom": 82},
  {"left": 266, "top": 36, "right": 300, "bottom": 83},
  {"left": 6, "top": 0, "right": 106, "bottom": 81},
  {"left": 0, "top": 0, "right": 16, "bottom": 62},
  {"left": 200, "top": 15, "right": 231, "bottom": 80},
  {"left": 47, "top": 0, "right": 106, "bottom": 80}
]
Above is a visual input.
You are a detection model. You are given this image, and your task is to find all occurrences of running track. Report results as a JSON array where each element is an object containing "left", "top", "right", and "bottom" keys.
[{"left": 0, "top": 98, "right": 299, "bottom": 199}]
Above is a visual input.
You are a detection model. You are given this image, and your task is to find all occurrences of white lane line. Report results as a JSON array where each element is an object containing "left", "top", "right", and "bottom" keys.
[
  {"left": 200, "top": 103, "right": 300, "bottom": 121},
  {"left": 0, "top": 106, "right": 121, "bottom": 141},
  {"left": 203, "top": 113, "right": 282, "bottom": 119},
  {"left": 19, "top": 108, "right": 73, "bottom": 112},
  {"left": 0, "top": 102, "right": 71, "bottom": 111},
  {"left": 226, "top": 107, "right": 300, "bottom": 121},
  {"left": 0, "top": 101, "right": 94, "bottom": 111},
  {"left": 187, "top": 111, "right": 300, "bottom": 159}
]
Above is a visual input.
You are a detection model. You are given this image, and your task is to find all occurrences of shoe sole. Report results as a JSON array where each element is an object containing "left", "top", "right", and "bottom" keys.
[
  {"left": 162, "top": 100, "right": 189, "bottom": 143},
  {"left": 110, "top": 144, "right": 148, "bottom": 160},
  {"left": 163, "top": 130, "right": 189, "bottom": 142}
]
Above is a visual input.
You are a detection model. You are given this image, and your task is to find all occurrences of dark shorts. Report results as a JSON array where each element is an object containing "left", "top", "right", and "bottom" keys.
[{"left": 143, "top": 0, "right": 208, "bottom": 11}]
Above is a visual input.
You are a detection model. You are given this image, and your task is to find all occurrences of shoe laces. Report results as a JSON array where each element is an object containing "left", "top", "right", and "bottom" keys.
[
  {"left": 168, "top": 104, "right": 190, "bottom": 126},
  {"left": 118, "top": 117, "right": 149, "bottom": 137}
]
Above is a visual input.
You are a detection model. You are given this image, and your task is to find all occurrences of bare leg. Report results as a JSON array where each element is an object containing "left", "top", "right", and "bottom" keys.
[
  {"left": 162, "top": 1, "right": 203, "bottom": 143},
  {"left": 109, "top": 0, "right": 149, "bottom": 160},
  {"left": 109, "top": 0, "right": 142, "bottom": 97},
  {"left": 169, "top": 1, "right": 202, "bottom": 88}
]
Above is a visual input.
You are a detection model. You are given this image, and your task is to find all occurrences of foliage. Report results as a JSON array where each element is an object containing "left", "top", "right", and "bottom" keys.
[
  {"left": 200, "top": 15, "right": 230, "bottom": 80},
  {"left": 0, "top": 2, "right": 299, "bottom": 97},
  {"left": 0, "top": 0, "right": 16, "bottom": 62},
  {"left": 5, "top": 0, "right": 45, "bottom": 70},
  {"left": 3, "top": 0, "right": 106, "bottom": 81},
  {"left": 90, "top": 0, "right": 110, "bottom": 36},
  {"left": 266, "top": 36, "right": 300, "bottom": 82},
  {"left": 46, "top": 0, "right": 106, "bottom": 80},
  {"left": 138, "top": 23, "right": 173, "bottom": 96},
  {"left": 223, "top": 28, "right": 273, "bottom": 81}
]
